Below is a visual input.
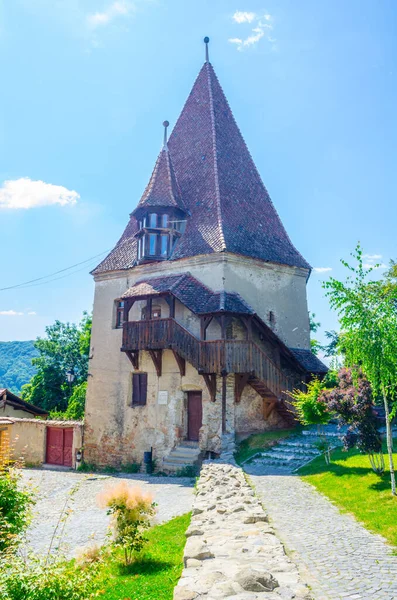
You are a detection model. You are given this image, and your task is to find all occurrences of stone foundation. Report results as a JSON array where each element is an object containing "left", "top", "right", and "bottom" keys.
[{"left": 174, "top": 461, "right": 311, "bottom": 600}]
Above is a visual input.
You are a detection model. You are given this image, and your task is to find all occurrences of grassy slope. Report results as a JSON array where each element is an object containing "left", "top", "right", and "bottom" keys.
[
  {"left": 235, "top": 428, "right": 298, "bottom": 464},
  {"left": 299, "top": 445, "right": 397, "bottom": 547},
  {"left": 97, "top": 513, "right": 190, "bottom": 600}
]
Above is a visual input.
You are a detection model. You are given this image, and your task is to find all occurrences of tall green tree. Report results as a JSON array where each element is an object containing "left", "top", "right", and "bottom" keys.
[
  {"left": 22, "top": 313, "right": 91, "bottom": 415},
  {"left": 324, "top": 245, "right": 397, "bottom": 495}
]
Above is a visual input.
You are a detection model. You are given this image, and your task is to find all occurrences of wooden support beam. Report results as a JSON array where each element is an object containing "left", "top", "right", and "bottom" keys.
[
  {"left": 164, "top": 295, "right": 175, "bottom": 318},
  {"left": 263, "top": 398, "right": 277, "bottom": 420},
  {"left": 146, "top": 297, "right": 153, "bottom": 320},
  {"left": 123, "top": 299, "right": 135, "bottom": 322},
  {"left": 200, "top": 315, "right": 213, "bottom": 341},
  {"left": 203, "top": 373, "right": 217, "bottom": 402},
  {"left": 148, "top": 349, "right": 162, "bottom": 377},
  {"left": 240, "top": 316, "right": 253, "bottom": 341},
  {"left": 125, "top": 350, "right": 139, "bottom": 370},
  {"left": 222, "top": 374, "right": 227, "bottom": 433},
  {"left": 234, "top": 373, "right": 250, "bottom": 403},
  {"left": 172, "top": 350, "right": 186, "bottom": 377}
]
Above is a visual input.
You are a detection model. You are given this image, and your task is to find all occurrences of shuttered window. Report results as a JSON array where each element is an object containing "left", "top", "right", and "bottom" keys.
[{"left": 132, "top": 373, "right": 147, "bottom": 406}]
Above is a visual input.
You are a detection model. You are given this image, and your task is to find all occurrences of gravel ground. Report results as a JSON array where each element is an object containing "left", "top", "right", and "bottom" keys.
[
  {"left": 251, "top": 473, "right": 397, "bottom": 600},
  {"left": 21, "top": 468, "right": 194, "bottom": 557}
]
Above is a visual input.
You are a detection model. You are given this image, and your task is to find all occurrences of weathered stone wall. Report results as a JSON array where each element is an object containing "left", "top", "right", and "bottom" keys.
[{"left": 174, "top": 461, "right": 311, "bottom": 599}]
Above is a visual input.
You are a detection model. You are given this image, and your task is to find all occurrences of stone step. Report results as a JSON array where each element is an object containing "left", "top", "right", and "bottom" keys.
[
  {"left": 275, "top": 445, "right": 319, "bottom": 456},
  {"left": 279, "top": 439, "right": 321, "bottom": 449},
  {"left": 163, "top": 455, "right": 198, "bottom": 465},
  {"left": 171, "top": 447, "right": 200, "bottom": 455},
  {"left": 161, "top": 461, "right": 193, "bottom": 471}
]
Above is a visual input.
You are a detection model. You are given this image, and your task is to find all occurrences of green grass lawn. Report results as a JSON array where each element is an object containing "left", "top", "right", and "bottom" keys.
[
  {"left": 299, "top": 445, "right": 397, "bottom": 547},
  {"left": 96, "top": 513, "right": 190, "bottom": 600},
  {"left": 235, "top": 428, "right": 298, "bottom": 464}
]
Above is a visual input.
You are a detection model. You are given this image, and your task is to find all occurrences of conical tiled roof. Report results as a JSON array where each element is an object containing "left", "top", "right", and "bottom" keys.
[
  {"left": 132, "top": 147, "right": 186, "bottom": 216},
  {"left": 93, "top": 59, "right": 310, "bottom": 274}
]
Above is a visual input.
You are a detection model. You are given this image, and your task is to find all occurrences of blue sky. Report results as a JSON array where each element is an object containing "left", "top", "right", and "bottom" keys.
[{"left": 0, "top": 0, "right": 396, "bottom": 345}]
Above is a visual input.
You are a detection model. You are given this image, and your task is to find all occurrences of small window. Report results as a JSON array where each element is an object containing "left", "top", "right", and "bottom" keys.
[
  {"left": 116, "top": 301, "right": 125, "bottom": 328},
  {"left": 160, "top": 234, "right": 168, "bottom": 256},
  {"left": 161, "top": 214, "right": 168, "bottom": 227},
  {"left": 149, "top": 213, "right": 157, "bottom": 228},
  {"left": 149, "top": 234, "right": 157, "bottom": 255},
  {"left": 269, "top": 311, "right": 275, "bottom": 325},
  {"left": 137, "top": 237, "right": 142, "bottom": 259},
  {"left": 132, "top": 373, "right": 147, "bottom": 406},
  {"left": 141, "top": 305, "right": 161, "bottom": 320}
]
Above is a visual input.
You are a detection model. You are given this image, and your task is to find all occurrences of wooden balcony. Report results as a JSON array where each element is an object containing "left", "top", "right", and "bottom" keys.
[{"left": 121, "top": 318, "right": 295, "bottom": 402}]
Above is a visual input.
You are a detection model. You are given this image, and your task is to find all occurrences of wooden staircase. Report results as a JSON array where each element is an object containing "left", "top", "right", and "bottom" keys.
[
  {"left": 248, "top": 376, "right": 296, "bottom": 426},
  {"left": 122, "top": 318, "right": 300, "bottom": 425}
]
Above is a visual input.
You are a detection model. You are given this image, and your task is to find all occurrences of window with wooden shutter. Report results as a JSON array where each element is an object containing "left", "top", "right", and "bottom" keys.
[{"left": 132, "top": 373, "right": 147, "bottom": 406}]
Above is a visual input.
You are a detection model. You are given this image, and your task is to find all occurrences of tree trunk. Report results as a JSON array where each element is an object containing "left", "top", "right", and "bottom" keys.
[{"left": 383, "top": 391, "right": 396, "bottom": 496}]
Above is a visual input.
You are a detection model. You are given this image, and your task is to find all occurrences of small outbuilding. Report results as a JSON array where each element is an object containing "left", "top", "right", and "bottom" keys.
[{"left": 0, "top": 388, "right": 48, "bottom": 419}]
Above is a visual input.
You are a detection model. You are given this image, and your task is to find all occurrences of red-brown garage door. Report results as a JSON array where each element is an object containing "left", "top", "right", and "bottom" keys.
[{"left": 46, "top": 427, "right": 73, "bottom": 467}]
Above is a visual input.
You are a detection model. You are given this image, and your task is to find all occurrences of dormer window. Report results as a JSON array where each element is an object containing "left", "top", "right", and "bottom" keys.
[{"left": 149, "top": 213, "right": 157, "bottom": 228}]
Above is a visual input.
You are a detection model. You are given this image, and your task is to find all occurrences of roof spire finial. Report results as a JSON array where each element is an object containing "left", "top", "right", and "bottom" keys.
[
  {"left": 162, "top": 120, "right": 169, "bottom": 149},
  {"left": 204, "top": 36, "right": 210, "bottom": 63}
]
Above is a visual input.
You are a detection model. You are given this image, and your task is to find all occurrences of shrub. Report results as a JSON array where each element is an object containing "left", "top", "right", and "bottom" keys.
[
  {"left": 98, "top": 482, "right": 156, "bottom": 565},
  {"left": 121, "top": 462, "right": 141, "bottom": 474},
  {"left": 0, "top": 468, "right": 34, "bottom": 552},
  {"left": 289, "top": 378, "right": 332, "bottom": 427},
  {"left": 175, "top": 465, "right": 199, "bottom": 478},
  {"left": 0, "top": 554, "right": 101, "bottom": 600}
]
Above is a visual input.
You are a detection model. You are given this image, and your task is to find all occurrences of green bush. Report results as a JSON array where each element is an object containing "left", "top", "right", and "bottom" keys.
[
  {"left": 0, "top": 468, "right": 34, "bottom": 552},
  {"left": 0, "top": 555, "right": 101, "bottom": 600},
  {"left": 98, "top": 482, "right": 156, "bottom": 566},
  {"left": 120, "top": 463, "right": 141, "bottom": 474},
  {"left": 175, "top": 465, "right": 199, "bottom": 478}
]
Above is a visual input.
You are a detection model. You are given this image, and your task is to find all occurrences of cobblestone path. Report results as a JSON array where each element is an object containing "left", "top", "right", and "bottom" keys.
[
  {"left": 251, "top": 473, "right": 397, "bottom": 600},
  {"left": 21, "top": 469, "right": 194, "bottom": 557}
]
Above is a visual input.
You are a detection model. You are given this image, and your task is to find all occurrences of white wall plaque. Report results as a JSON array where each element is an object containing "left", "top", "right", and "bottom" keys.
[{"left": 158, "top": 391, "right": 168, "bottom": 405}]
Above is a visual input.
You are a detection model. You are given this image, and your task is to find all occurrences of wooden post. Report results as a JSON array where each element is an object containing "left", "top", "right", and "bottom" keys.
[
  {"left": 222, "top": 374, "right": 227, "bottom": 434},
  {"left": 146, "top": 298, "right": 152, "bottom": 320}
]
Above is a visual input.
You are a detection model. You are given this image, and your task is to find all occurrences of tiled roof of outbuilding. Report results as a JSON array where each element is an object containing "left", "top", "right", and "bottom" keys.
[
  {"left": 289, "top": 348, "right": 328, "bottom": 374},
  {"left": 93, "top": 58, "right": 310, "bottom": 275},
  {"left": 121, "top": 273, "right": 254, "bottom": 315}
]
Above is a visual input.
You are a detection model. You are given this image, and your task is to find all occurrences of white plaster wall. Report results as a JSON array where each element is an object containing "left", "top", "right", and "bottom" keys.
[{"left": 222, "top": 255, "right": 310, "bottom": 349}]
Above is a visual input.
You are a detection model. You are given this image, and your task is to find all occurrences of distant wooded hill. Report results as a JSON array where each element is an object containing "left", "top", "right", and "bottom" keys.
[{"left": 0, "top": 341, "right": 38, "bottom": 395}]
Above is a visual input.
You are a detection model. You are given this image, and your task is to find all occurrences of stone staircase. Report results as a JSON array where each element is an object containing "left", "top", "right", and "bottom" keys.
[
  {"left": 244, "top": 426, "right": 345, "bottom": 475},
  {"left": 162, "top": 443, "right": 201, "bottom": 474}
]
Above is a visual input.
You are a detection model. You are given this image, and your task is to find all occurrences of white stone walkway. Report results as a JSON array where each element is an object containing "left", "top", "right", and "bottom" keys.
[{"left": 250, "top": 473, "right": 397, "bottom": 600}]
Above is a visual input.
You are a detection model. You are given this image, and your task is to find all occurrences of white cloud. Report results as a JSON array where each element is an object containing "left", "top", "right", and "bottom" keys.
[
  {"left": 27, "top": 311, "right": 37, "bottom": 316},
  {"left": 229, "top": 11, "right": 275, "bottom": 51},
  {"left": 233, "top": 11, "right": 256, "bottom": 24},
  {"left": 228, "top": 38, "right": 243, "bottom": 45},
  {"left": 0, "top": 310, "right": 24, "bottom": 316},
  {"left": 313, "top": 267, "right": 332, "bottom": 273},
  {"left": 362, "top": 253, "right": 387, "bottom": 269},
  {"left": 0, "top": 178, "right": 79, "bottom": 210},
  {"left": 87, "top": 1, "right": 134, "bottom": 29},
  {"left": 363, "top": 263, "right": 387, "bottom": 270},
  {"left": 363, "top": 254, "right": 382, "bottom": 260}
]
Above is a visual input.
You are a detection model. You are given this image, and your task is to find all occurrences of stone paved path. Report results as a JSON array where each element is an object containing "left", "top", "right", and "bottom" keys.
[
  {"left": 250, "top": 473, "right": 397, "bottom": 600},
  {"left": 21, "top": 468, "right": 194, "bottom": 557}
]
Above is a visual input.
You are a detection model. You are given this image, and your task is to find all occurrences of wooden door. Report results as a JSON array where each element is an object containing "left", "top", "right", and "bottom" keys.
[
  {"left": 46, "top": 428, "right": 64, "bottom": 465},
  {"left": 63, "top": 429, "right": 73, "bottom": 467},
  {"left": 46, "top": 428, "right": 73, "bottom": 466},
  {"left": 187, "top": 392, "right": 202, "bottom": 441}
]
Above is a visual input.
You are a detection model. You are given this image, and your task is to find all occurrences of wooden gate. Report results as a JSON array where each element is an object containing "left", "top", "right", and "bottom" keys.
[
  {"left": 46, "top": 427, "right": 73, "bottom": 467},
  {"left": 187, "top": 392, "right": 202, "bottom": 441}
]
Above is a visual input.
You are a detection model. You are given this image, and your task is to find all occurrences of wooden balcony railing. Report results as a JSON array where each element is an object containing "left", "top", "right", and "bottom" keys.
[{"left": 122, "top": 318, "right": 294, "bottom": 400}]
